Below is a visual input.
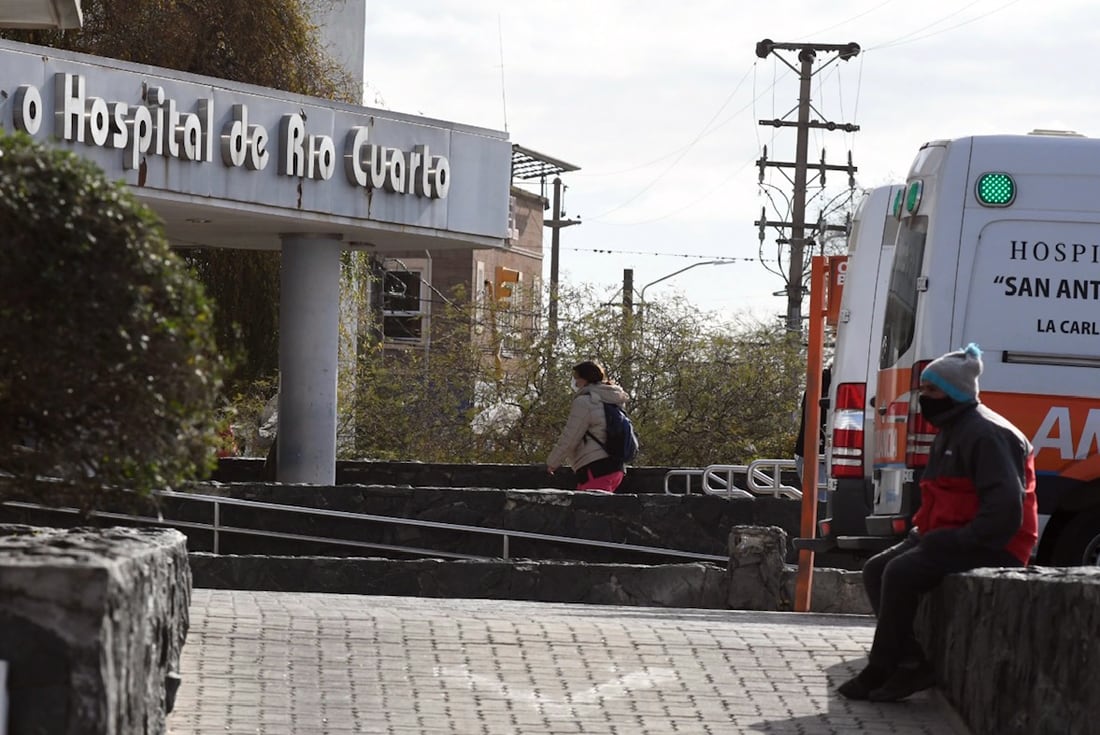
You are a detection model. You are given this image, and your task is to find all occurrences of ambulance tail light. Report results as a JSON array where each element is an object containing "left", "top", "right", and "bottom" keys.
[
  {"left": 906, "top": 360, "right": 938, "bottom": 468},
  {"left": 830, "top": 382, "right": 866, "bottom": 479}
]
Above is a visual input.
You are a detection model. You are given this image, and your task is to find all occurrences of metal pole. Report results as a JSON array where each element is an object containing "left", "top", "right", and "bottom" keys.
[
  {"left": 638, "top": 260, "right": 734, "bottom": 359},
  {"left": 622, "top": 269, "right": 634, "bottom": 315},
  {"left": 213, "top": 501, "right": 220, "bottom": 555},
  {"left": 638, "top": 260, "right": 732, "bottom": 305},
  {"left": 0, "top": 659, "right": 8, "bottom": 735},
  {"left": 795, "top": 255, "right": 828, "bottom": 612},
  {"left": 548, "top": 176, "right": 562, "bottom": 341},
  {"left": 622, "top": 268, "right": 634, "bottom": 391},
  {"left": 786, "top": 49, "right": 815, "bottom": 335}
]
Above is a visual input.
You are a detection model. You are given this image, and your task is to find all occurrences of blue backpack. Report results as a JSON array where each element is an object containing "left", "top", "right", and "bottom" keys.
[{"left": 587, "top": 401, "right": 640, "bottom": 464}]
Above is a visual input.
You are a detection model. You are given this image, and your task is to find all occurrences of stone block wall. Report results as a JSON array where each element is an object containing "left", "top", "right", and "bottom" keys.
[
  {"left": 189, "top": 554, "right": 731, "bottom": 609},
  {"left": 187, "top": 526, "right": 869, "bottom": 616},
  {"left": 212, "top": 457, "right": 683, "bottom": 494},
  {"left": 0, "top": 526, "right": 191, "bottom": 735},
  {"left": 0, "top": 482, "right": 861, "bottom": 570},
  {"left": 180, "top": 483, "right": 805, "bottom": 563},
  {"left": 917, "top": 566, "right": 1100, "bottom": 735}
]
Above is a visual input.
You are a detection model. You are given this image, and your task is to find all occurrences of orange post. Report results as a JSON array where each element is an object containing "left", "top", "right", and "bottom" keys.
[{"left": 794, "top": 255, "right": 829, "bottom": 612}]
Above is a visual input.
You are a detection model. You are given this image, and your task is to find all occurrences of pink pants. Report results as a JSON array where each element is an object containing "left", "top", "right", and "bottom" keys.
[{"left": 576, "top": 469, "right": 624, "bottom": 493}]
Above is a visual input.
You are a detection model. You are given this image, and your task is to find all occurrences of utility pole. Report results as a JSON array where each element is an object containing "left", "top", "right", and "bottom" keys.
[
  {"left": 622, "top": 268, "right": 634, "bottom": 317},
  {"left": 546, "top": 176, "right": 581, "bottom": 340},
  {"left": 754, "top": 39, "right": 860, "bottom": 335},
  {"left": 510, "top": 146, "right": 580, "bottom": 352},
  {"left": 621, "top": 268, "right": 634, "bottom": 392}
]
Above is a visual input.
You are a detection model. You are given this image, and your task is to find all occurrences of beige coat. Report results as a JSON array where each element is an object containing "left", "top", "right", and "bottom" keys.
[{"left": 547, "top": 382, "right": 630, "bottom": 470}]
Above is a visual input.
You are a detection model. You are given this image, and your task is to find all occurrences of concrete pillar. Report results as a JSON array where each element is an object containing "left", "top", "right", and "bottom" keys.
[{"left": 277, "top": 234, "right": 343, "bottom": 483}]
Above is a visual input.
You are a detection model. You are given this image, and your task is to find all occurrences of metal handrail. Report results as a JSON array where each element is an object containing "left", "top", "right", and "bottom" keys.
[
  {"left": 700, "top": 465, "right": 754, "bottom": 499},
  {"left": 746, "top": 459, "right": 804, "bottom": 500},
  {"left": 2, "top": 501, "right": 487, "bottom": 560},
  {"left": 2, "top": 489, "right": 729, "bottom": 564},
  {"left": 663, "top": 459, "right": 805, "bottom": 501},
  {"left": 663, "top": 468, "right": 703, "bottom": 495},
  {"left": 0, "top": 659, "right": 8, "bottom": 735}
]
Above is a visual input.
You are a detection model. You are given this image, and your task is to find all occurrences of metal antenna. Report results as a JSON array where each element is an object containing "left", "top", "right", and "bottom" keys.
[{"left": 498, "top": 15, "right": 509, "bottom": 132}]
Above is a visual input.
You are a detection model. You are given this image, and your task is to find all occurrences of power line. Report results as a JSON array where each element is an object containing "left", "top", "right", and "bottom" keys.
[
  {"left": 592, "top": 158, "right": 755, "bottom": 226},
  {"left": 563, "top": 247, "right": 754, "bottom": 262},
  {"left": 584, "top": 67, "right": 756, "bottom": 220},
  {"left": 867, "top": 0, "right": 1022, "bottom": 51},
  {"left": 796, "top": 0, "right": 900, "bottom": 40},
  {"left": 574, "top": 66, "right": 757, "bottom": 179},
  {"left": 851, "top": 54, "right": 865, "bottom": 158},
  {"left": 583, "top": 64, "right": 799, "bottom": 224}
]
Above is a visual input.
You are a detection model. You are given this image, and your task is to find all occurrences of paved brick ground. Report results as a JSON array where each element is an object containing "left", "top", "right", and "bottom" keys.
[{"left": 168, "top": 590, "right": 968, "bottom": 735}]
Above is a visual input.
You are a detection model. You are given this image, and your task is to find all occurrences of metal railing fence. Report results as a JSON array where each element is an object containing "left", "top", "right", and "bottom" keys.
[
  {"left": 2, "top": 488, "right": 728, "bottom": 564},
  {"left": 664, "top": 458, "right": 805, "bottom": 500}
]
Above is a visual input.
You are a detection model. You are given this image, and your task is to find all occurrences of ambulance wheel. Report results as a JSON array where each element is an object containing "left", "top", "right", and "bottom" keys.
[{"left": 1050, "top": 507, "right": 1100, "bottom": 566}]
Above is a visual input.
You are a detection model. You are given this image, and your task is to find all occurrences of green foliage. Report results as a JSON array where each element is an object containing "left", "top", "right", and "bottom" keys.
[
  {"left": 180, "top": 249, "right": 281, "bottom": 389},
  {"left": 0, "top": 132, "right": 226, "bottom": 502},
  {"left": 3, "top": 0, "right": 358, "bottom": 102},
  {"left": 530, "top": 286, "right": 803, "bottom": 466},
  {"left": 338, "top": 285, "right": 487, "bottom": 463},
  {"left": 333, "top": 281, "right": 802, "bottom": 468}
]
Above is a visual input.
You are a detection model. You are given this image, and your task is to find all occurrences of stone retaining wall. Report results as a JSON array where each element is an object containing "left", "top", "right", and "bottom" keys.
[
  {"left": 916, "top": 566, "right": 1100, "bottom": 735},
  {"left": 0, "top": 525, "right": 191, "bottom": 735},
  {"left": 2, "top": 479, "right": 858, "bottom": 569},
  {"left": 188, "top": 549, "right": 870, "bottom": 615},
  {"left": 212, "top": 458, "right": 803, "bottom": 496},
  {"left": 168, "top": 484, "right": 809, "bottom": 563},
  {"left": 185, "top": 516, "right": 852, "bottom": 614},
  {"left": 189, "top": 554, "right": 733, "bottom": 609}
]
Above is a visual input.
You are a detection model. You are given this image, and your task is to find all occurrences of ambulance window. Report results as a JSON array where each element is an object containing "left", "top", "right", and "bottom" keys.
[
  {"left": 879, "top": 216, "right": 928, "bottom": 369},
  {"left": 846, "top": 216, "right": 864, "bottom": 253},
  {"left": 882, "top": 217, "right": 900, "bottom": 250}
]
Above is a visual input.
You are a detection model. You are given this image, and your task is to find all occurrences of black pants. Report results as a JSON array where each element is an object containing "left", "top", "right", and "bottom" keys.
[{"left": 863, "top": 534, "right": 1021, "bottom": 669}]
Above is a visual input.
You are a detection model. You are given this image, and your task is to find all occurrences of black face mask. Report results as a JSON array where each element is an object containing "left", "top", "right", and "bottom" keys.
[{"left": 918, "top": 395, "right": 956, "bottom": 425}]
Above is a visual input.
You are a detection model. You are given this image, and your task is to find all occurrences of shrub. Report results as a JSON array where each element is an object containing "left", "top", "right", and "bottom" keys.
[{"left": 0, "top": 132, "right": 226, "bottom": 504}]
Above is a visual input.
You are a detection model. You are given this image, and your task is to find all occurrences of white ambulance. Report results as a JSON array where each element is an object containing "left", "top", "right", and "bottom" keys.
[
  {"left": 796, "top": 185, "right": 901, "bottom": 554},
  {"left": 872, "top": 132, "right": 1100, "bottom": 565}
]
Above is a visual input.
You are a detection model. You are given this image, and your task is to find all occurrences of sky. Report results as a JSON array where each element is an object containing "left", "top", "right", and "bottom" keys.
[{"left": 356, "top": 0, "right": 1094, "bottom": 326}]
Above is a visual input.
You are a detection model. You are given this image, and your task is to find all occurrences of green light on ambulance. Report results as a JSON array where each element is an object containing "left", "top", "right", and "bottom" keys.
[
  {"left": 906, "top": 180, "right": 923, "bottom": 213},
  {"left": 976, "top": 173, "right": 1016, "bottom": 207},
  {"left": 892, "top": 188, "right": 905, "bottom": 218}
]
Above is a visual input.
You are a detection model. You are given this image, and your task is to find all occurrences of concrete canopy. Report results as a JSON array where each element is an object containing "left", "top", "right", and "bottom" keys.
[
  {"left": 0, "top": 0, "right": 82, "bottom": 29},
  {"left": 1, "top": 38, "right": 514, "bottom": 484}
]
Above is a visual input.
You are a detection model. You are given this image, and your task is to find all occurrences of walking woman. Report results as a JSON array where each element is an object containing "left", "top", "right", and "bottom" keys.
[{"left": 546, "top": 360, "right": 630, "bottom": 493}]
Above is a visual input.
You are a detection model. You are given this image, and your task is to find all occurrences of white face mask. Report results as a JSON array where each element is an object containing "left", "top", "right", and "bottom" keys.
[{"left": 571, "top": 379, "right": 581, "bottom": 393}]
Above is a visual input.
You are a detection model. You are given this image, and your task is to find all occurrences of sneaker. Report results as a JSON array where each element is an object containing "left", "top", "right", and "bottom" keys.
[
  {"left": 867, "top": 662, "right": 936, "bottom": 702},
  {"left": 837, "top": 663, "right": 892, "bottom": 700}
]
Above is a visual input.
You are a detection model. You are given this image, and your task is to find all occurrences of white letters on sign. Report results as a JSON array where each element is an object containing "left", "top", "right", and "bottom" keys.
[
  {"left": 1032, "top": 406, "right": 1100, "bottom": 460},
  {"left": 12, "top": 73, "right": 450, "bottom": 199}
]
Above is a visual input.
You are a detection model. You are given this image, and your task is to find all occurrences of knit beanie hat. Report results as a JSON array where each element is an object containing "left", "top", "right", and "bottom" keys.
[{"left": 920, "top": 343, "right": 983, "bottom": 402}]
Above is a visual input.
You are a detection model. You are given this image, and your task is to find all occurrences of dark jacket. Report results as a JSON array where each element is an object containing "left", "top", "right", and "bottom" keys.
[{"left": 914, "top": 402, "right": 1038, "bottom": 565}]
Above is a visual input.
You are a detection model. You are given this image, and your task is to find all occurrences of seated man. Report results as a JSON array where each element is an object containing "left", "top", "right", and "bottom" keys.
[{"left": 838, "top": 344, "right": 1038, "bottom": 702}]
